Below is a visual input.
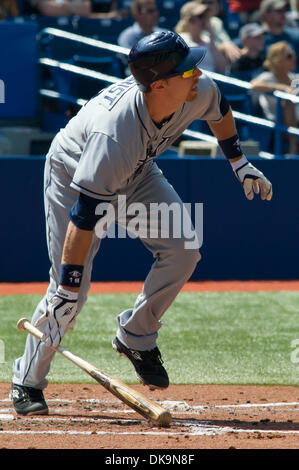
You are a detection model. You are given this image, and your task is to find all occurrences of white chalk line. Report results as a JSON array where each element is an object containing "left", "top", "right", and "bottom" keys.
[
  {"left": 0, "top": 399, "right": 298, "bottom": 438},
  {"left": 0, "top": 427, "right": 298, "bottom": 437},
  {"left": 1, "top": 397, "right": 299, "bottom": 409}
]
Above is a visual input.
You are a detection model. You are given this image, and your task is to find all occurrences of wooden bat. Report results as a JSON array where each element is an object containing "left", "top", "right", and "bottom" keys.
[{"left": 17, "top": 318, "right": 171, "bottom": 426}]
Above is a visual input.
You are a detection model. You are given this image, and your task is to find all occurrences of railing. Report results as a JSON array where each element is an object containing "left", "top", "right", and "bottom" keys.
[{"left": 39, "top": 27, "right": 299, "bottom": 158}]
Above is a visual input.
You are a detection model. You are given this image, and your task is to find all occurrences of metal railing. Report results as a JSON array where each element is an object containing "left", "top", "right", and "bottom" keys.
[{"left": 39, "top": 27, "right": 299, "bottom": 158}]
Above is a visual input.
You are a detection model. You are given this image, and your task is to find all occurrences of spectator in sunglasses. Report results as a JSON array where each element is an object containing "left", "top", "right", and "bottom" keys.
[
  {"left": 118, "top": 0, "right": 165, "bottom": 50},
  {"left": 251, "top": 41, "right": 299, "bottom": 154},
  {"left": 118, "top": 0, "right": 167, "bottom": 74},
  {"left": 175, "top": 1, "right": 227, "bottom": 73}
]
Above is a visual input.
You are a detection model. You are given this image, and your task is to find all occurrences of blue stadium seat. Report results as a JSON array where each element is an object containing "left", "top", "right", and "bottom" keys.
[
  {"left": 77, "top": 17, "right": 134, "bottom": 44},
  {"left": 217, "top": 81, "right": 251, "bottom": 114},
  {"left": 37, "top": 15, "right": 78, "bottom": 32}
]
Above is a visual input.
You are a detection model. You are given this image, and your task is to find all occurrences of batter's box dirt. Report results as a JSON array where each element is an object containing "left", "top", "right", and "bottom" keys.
[{"left": 0, "top": 383, "right": 298, "bottom": 449}]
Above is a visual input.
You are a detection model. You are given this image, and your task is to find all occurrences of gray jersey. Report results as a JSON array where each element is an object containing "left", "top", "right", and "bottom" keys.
[{"left": 56, "top": 73, "right": 222, "bottom": 201}]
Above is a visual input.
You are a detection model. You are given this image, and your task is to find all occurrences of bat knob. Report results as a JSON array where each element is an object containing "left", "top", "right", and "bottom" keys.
[{"left": 17, "top": 318, "right": 29, "bottom": 332}]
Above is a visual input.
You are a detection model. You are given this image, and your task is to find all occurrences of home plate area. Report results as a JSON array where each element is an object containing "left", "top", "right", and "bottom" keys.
[{"left": 0, "top": 383, "right": 298, "bottom": 449}]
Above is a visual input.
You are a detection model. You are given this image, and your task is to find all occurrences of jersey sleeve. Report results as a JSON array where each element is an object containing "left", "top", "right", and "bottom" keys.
[
  {"left": 70, "top": 132, "right": 134, "bottom": 200},
  {"left": 196, "top": 74, "right": 223, "bottom": 123}
]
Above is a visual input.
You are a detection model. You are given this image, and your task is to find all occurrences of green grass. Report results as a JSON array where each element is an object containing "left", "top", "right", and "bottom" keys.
[{"left": 1, "top": 291, "right": 298, "bottom": 385}]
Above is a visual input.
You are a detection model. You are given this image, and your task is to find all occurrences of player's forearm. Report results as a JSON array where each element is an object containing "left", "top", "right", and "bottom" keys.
[
  {"left": 60, "top": 221, "right": 93, "bottom": 292},
  {"left": 62, "top": 221, "right": 93, "bottom": 265},
  {"left": 208, "top": 106, "right": 236, "bottom": 140},
  {"left": 250, "top": 79, "right": 293, "bottom": 94}
]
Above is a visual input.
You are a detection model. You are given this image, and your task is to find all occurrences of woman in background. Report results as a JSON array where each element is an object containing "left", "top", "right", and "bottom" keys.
[
  {"left": 251, "top": 40, "right": 299, "bottom": 154},
  {"left": 175, "top": 1, "right": 227, "bottom": 74}
]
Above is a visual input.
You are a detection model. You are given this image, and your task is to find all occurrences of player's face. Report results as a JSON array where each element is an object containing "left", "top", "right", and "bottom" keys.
[{"left": 166, "top": 67, "right": 202, "bottom": 103}]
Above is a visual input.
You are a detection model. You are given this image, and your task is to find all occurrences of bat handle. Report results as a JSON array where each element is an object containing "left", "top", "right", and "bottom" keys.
[
  {"left": 17, "top": 318, "right": 63, "bottom": 352},
  {"left": 17, "top": 318, "right": 43, "bottom": 339}
]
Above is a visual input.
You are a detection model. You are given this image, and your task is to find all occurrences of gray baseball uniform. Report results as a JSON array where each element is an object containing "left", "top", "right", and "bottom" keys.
[{"left": 13, "top": 73, "right": 222, "bottom": 389}]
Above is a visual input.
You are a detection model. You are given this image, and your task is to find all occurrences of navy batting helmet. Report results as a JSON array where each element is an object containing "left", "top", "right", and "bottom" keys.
[{"left": 128, "top": 31, "right": 206, "bottom": 89}]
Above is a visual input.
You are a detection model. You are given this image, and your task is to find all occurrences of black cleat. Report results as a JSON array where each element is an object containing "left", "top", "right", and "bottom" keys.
[
  {"left": 112, "top": 336, "right": 169, "bottom": 390},
  {"left": 11, "top": 383, "right": 49, "bottom": 416}
]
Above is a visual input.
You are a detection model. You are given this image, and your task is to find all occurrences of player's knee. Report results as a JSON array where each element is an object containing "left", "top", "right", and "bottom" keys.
[
  {"left": 182, "top": 247, "right": 201, "bottom": 272},
  {"left": 172, "top": 245, "right": 201, "bottom": 276}
]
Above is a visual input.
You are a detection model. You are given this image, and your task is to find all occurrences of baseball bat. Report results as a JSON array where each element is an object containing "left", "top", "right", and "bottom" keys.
[{"left": 17, "top": 318, "right": 171, "bottom": 426}]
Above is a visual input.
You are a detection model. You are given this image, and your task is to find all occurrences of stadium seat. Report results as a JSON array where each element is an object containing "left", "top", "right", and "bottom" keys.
[{"left": 77, "top": 17, "right": 134, "bottom": 44}]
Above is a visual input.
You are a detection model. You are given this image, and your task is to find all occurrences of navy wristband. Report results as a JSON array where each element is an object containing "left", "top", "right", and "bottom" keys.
[
  {"left": 59, "top": 264, "right": 84, "bottom": 287},
  {"left": 218, "top": 134, "right": 243, "bottom": 160}
]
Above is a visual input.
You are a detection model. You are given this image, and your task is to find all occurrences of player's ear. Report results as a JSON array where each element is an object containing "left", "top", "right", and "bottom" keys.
[{"left": 150, "top": 79, "right": 167, "bottom": 92}]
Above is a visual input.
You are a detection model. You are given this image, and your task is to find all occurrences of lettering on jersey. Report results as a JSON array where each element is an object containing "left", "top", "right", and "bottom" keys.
[{"left": 100, "top": 77, "right": 136, "bottom": 110}]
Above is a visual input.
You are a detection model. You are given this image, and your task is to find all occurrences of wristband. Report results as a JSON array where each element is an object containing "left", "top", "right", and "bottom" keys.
[
  {"left": 59, "top": 264, "right": 84, "bottom": 288},
  {"left": 218, "top": 134, "right": 243, "bottom": 160}
]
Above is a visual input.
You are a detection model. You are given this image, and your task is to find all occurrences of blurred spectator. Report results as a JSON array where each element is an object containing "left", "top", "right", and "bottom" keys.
[
  {"left": 118, "top": 0, "right": 165, "bottom": 50},
  {"left": 88, "top": 0, "right": 129, "bottom": 19},
  {"left": 287, "top": 0, "right": 299, "bottom": 26},
  {"left": 260, "top": 0, "right": 299, "bottom": 70},
  {"left": 196, "top": 0, "right": 242, "bottom": 63},
  {"left": 117, "top": 0, "right": 166, "bottom": 74},
  {"left": 251, "top": 40, "right": 299, "bottom": 154},
  {"left": 230, "top": 22, "right": 266, "bottom": 80},
  {"left": 0, "top": 0, "right": 19, "bottom": 19},
  {"left": 175, "top": 1, "right": 227, "bottom": 73},
  {"left": 26, "top": 0, "right": 90, "bottom": 16},
  {"left": 24, "top": 0, "right": 126, "bottom": 18},
  {"left": 226, "top": 0, "right": 263, "bottom": 21}
]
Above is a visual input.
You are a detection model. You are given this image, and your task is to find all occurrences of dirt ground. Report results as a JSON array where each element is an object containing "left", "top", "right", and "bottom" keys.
[{"left": 0, "top": 382, "right": 298, "bottom": 451}]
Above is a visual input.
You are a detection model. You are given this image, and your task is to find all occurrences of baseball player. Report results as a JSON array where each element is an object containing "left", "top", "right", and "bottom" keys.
[{"left": 11, "top": 31, "right": 272, "bottom": 415}]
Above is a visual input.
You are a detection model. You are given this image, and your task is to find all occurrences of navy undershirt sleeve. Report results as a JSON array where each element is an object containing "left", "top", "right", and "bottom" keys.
[
  {"left": 219, "top": 93, "right": 230, "bottom": 117},
  {"left": 70, "top": 193, "right": 109, "bottom": 230}
]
